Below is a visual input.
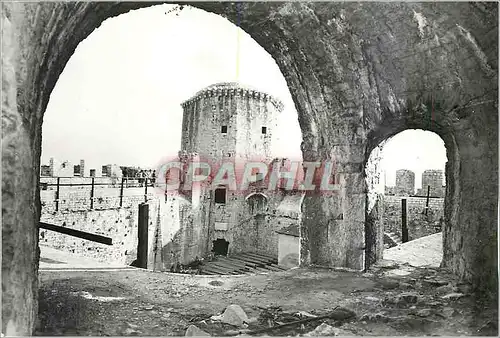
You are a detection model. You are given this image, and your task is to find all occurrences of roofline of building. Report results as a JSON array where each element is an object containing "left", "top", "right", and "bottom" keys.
[{"left": 180, "top": 82, "right": 284, "bottom": 112}]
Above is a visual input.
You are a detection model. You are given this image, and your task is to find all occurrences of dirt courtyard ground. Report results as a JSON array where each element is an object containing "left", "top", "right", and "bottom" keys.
[
  {"left": 35, "top": 261, "right": 497, "bottom": 336},
  {"left": 384, "top": 233, "right": 443, "bottom": 268}
]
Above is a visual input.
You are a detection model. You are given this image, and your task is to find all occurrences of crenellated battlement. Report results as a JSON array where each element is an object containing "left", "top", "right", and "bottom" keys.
[{"left": 180, "top": 82, "right": 284, "bottom": 112}]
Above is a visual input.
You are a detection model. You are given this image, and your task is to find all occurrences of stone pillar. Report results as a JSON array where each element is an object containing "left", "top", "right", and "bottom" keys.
[
  {"left": 301, "top": 122, "right": 367, "bottom": 270},
  {"left": 365, "top": 145, "right": 385, "bottom": 266},
  {"left": 1, "top": 7, "right": 39, "bottom": 335},
  {"left": 442, "top": 131, "right": 498, "bottom": 294}
]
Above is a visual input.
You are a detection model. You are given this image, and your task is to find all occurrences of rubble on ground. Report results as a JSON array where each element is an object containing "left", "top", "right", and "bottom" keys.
[
  {"left": 36, "top": 263, "right": 497, "bottom": 337},
  {"left": 185, "top": 324, "right": 210, "bottom": 336},
  {"left": 221, "top": 304, "right": 250, "bottom": 327},
  {"left": 441, "top": 292, "right": 466, "bottom": 300},
  {"left": 304, "top": 323, "right": 355, "bottom": 336}
]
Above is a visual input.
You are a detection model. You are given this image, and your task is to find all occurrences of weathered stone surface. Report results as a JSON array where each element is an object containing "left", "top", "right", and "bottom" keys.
[
  {"left": 435, "top": 284, "right": 459, "bottom": 294},
  {"left": 360, "top": 312, "right": 391, "bottom": 323},
  {"left": 389, "top": 316, "right": 437, "bottom": 331},
  {"left": 427, "top": 301, "right": 443, "bottom": 308},
  {"left": 397, "top": 292, "right": 419, "bottom": 305},
  {"left": 377, "top": 278, "right": 400, "bottom": 290},
  {"left": 365, "top": 296, "right": 380, "bottom": 302},
  {"left": 221, "top": 304, "right": 249, "bottom": 327},
  {"left": 1, "top": 7, "right": 39, "bottom": 336},
  {"left": 185, "top": 325, "right": 210, "bottom": 336},
  {"left": 305, "top": 323, "right": 354, "bottom": 336},
  {"left": 422, "top": 277, "right": 449, "bottom": 287},
  {"left": 124, "top": 328, "right": 140, "bottom": 336},
  {"left": 224, "top": 329, "right": 251, "bottom": 336},
  {"left": 383, "top": 196, "right": 444, "bottom": 241},
  {"left": 441, "top": 292, "right": 466, "bottom": 300},
  {"left": 385, "top": 292, "right": 420, "bottom": 306},
  {"left": 1, "top": 2, "right": 497, "bottom": 335},
  {"left": 441, "top": 307, "right": 459, "bottom": 318},
  {"left": 416, "top": 308, "right": 432, "bottom": 317}
]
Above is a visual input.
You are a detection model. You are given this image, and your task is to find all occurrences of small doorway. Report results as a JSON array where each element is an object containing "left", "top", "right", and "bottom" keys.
[{"left": 212, "top": 238, "right": 229, "bottom": 256}]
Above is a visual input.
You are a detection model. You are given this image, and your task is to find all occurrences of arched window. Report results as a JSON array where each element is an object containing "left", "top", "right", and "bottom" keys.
[{"left": 246, "top": 193, "right": 268, "bottom": 215}]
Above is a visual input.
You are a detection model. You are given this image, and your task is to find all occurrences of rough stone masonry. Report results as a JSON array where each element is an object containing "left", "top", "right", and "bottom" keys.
[
  {"left": 158, "top": 82, "right": 302, "bottom": 270},
  {"left": 1, "top": 2, "right": 498, "bottom": 335}
]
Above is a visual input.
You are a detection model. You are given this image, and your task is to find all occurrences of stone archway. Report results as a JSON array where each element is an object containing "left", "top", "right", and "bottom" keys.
[
  {"left": 363, "top": 107, "right": 466, "bottom": 270},
  {"left": 2, "top": 2, "right": 497, "bottom": 335},
  {"left": 364, "top": 118, "right": 459, "bottom": 270},
  {"left": 245, "top": 192, "right": 268, "bottom": 215}
]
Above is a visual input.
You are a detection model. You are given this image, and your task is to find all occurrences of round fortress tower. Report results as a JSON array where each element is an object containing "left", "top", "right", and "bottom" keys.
[{"left": 180, "top": 82, "right": 284, "bottom": 162}]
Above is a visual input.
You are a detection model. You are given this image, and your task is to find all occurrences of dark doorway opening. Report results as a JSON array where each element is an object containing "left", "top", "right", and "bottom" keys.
[
  {"left": 215, "top": 188, "right": 227, "bottom": 204},
  {"left": 212, "top": 238, "right": 229, "bottom": 256}
]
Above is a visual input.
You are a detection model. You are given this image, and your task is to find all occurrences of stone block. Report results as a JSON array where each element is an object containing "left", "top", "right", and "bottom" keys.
[
  {"left": 185, "top": 325, "right": 210, "bottom": 336},
  {"left": 304, "top": 323, "right": 354, "bottom": 336},
  {"left": 342, "top": 194, "right": 366, "bottom": 222},
  {"left": 221, "top": 305, "right": 250, "bottom": 327}
]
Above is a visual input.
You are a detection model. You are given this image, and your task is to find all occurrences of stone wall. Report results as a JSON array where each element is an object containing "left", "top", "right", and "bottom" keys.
[
  {"left": 278, "top": 234, "right": 300, "bottom": 268},
  {"left": 40, "top": 187, "right": 157, "bottom": 212},
  {"left": 40, "top": 176, "right": 146, "bottom": 189},
  {"left": 40, "top": 207, "right": 139, "bottom": 265},
  {"left": 39, "top": 184, "right": 302, "bottom": 271},
  {"left": 221, "top": 192, "right": 301, "bottom": 258},
  {"left": 230, "top": 212, "right": 301, "bottom": 258},
  {"left": 395, "top": 169, "right": 416, "bottom": 196},
  {"left": 158, "top": 195, "right": 192, "bottom": 269},
  {"left": 158, "top": 82, "right": 294, "bottom": 268},
  {"left": 383, "top": 195, "right": 444, "bottom": 241},
  {"left": 157, "top": 189, "right": 302, "bottom": 270},
  {"left": 39, "top": 187, "right": 163, "bottom": 266},
  {"left": 180, "top": 83, "right": 283, "bottom": 161},
  {"left": 419, "top": 170, "right": 445, "bottom": 197}
]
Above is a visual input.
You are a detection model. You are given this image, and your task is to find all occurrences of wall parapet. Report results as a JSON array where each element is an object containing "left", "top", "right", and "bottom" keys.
[
  {"left": 180, "top": 82, "right": 284, "bottom": 112},
  {"left": 383, "top": 195, "right": 444, "bottom": 241}
]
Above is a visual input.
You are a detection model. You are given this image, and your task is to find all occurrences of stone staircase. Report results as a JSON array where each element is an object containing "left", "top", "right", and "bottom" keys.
[
  {"left": 200, "top": 252, "right": 288, "bottom": 275},
  {"left": 384, "top": 231, "right": 403, "bottom": 248}
]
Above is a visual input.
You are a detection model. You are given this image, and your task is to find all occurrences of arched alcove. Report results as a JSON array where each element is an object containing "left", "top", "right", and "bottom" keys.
[
  {"left": 36, "top": 3, "right": 302, "bottom": 273},
  {"left": 363, "top": 106, "right": 463, "bottom": 271},
  {"left": 365, "top": 129, "right": 448, "bottom": 267},
  {"left": 245, "top": 192, "right": 268, "bottom": 215}
]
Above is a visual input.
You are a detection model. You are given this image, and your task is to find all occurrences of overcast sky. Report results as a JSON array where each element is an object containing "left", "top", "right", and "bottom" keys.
[
  {"left": 41, "top": 4, "right": 446, "bottom": 188},
  {"left": 41, "top": 4, "right": 302, "bottom": 171},
  {"left": 380, "top": 130, "right": 447, "bottom": 189}
]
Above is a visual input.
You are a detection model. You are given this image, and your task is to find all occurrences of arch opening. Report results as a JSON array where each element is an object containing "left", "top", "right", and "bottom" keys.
[
  {"left": 246, "top": 192, "right": 268, "bottom": 215},
  {"left": 365, "top": 129, "right": 453, "bottom": 270},
  {"left": 37, "top": 4, "right": 303, "bottom": 274}
]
